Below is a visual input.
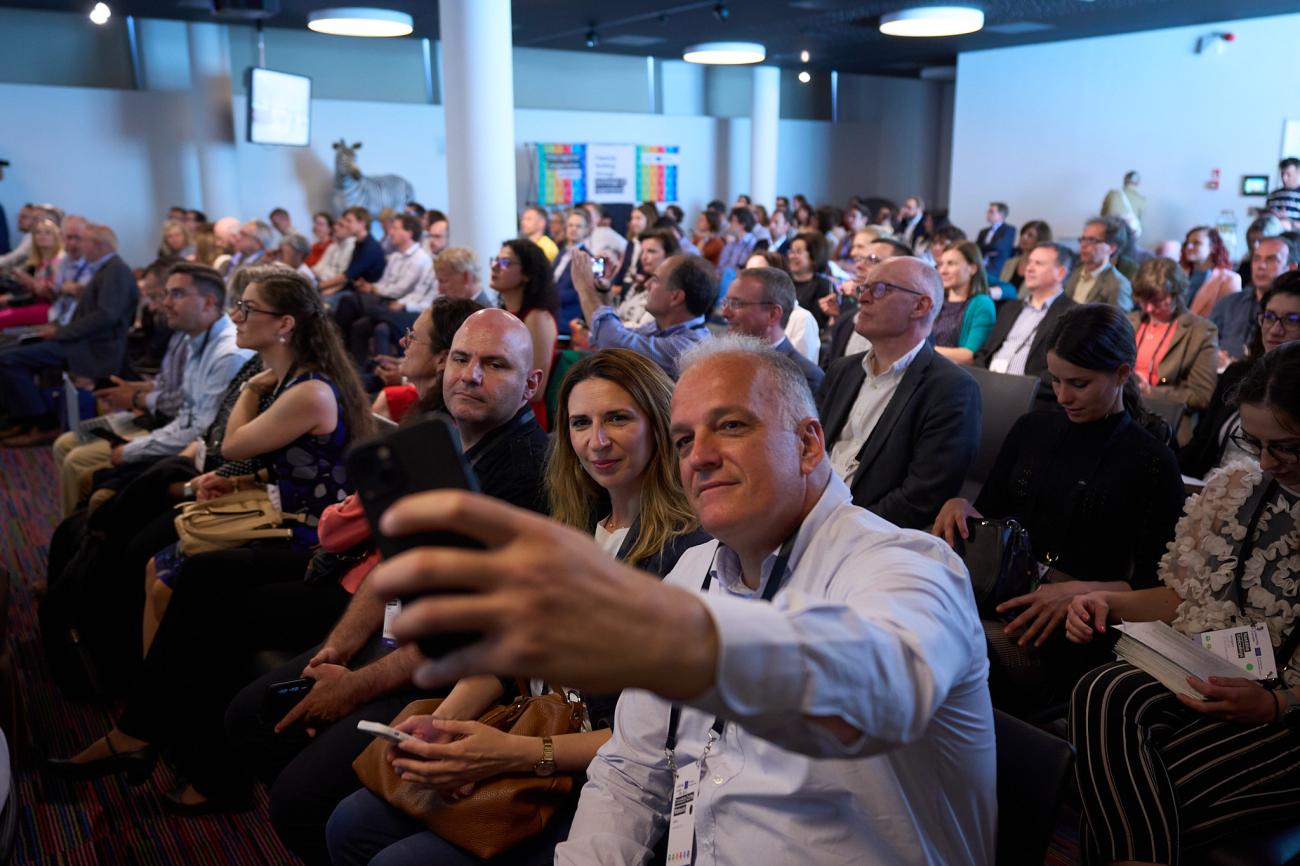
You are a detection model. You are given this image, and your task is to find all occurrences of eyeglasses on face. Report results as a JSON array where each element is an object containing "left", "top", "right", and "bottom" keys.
[
  {"left": 400, "top": 328, "right": 434, "bottom": 349},
  {"left": 1078, "top": 236, "right": 1107, "bottom": 247},
  {"left": 720, "top": 297, "right": 775, "bottom": 311},
  {"left": 1229, "top": 426, "right": 1300, "bottom": 465},
  {"left": 230, "top": 299, "right": 283, "bottom": 319},
  {"left": 852, "top": 254, "right": 883, "bottom": 265},
  {"left": 1259, "top": 310, "right": 1300, "bottom": 332},
  {"left": 860, "top": 280, "right": 926, "bottom": 301},
  {"left": 489, "top": 256, "right": 516, "bottom": 270}
]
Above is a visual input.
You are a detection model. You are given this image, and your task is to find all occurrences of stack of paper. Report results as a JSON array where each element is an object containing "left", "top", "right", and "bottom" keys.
[{"left": 1114, "top": 621, "right": 1259, "bottom": 699}]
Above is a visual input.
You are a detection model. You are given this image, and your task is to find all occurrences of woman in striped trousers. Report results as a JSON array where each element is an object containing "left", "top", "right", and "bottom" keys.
[{"left": 1065, "top": 342, "right": 1300, "bottom": 865}]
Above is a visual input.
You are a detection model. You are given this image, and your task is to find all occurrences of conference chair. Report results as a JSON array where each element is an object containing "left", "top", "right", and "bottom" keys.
[
  {"left": 1141, "top": 395, "right": 1186, "bottom": 448},
  {"left": 994, "top": 709, "right": 1075, "bottom": 866},
  {"left": 960, "top": 367, "right": 1040, "bottom": 501}
]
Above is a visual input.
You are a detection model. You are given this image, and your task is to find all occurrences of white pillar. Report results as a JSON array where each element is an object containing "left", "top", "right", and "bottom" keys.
[
  {"left": 185, "top": 22, "right": 241, "bottom": 219},
  {"left": 749, "top": 65, "right": 780, "bottom": 210},
  {"left": 439, "top": 0, "right": 518, "bottom": 260}
]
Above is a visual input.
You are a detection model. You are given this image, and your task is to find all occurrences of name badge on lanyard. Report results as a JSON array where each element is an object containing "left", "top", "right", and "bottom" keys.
[
  {"left": 1199, "top": 623, "right": 1278, "bottom": 681},
  {"left": 666, "top": 760, "right": 702, "bottom": 865}
]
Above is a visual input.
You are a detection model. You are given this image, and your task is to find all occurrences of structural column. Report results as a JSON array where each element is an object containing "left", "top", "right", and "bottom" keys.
[
  {"left": 185, "top": 22, "right": 241, "bottom": 219},
  {"left": 749, "top": 65, "right": 780, "bottom": 210},
  {"left": 439, "top": 0, "right": 518, "bottom": 260}
]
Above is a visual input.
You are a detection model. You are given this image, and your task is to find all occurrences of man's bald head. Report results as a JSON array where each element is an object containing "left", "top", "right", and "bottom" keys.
[
  {"left": 870, "top": 257, "right": 942, "bottom": 324},
  {"left": 442, "top": 308, "right": 543, "bottom": 446}
]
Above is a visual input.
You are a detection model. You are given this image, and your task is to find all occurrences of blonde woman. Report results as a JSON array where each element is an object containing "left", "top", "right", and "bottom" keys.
[
  {"left": 158, "top": 219, "right": 194, "bottom": 259},
  {"left": 0, "top": 217, "right": 63, "bottom": 328}
]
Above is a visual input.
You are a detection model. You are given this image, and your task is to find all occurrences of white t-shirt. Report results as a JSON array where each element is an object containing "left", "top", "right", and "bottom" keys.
[{"left": 785, "top": 306, "right": 820, "bottom": 363}]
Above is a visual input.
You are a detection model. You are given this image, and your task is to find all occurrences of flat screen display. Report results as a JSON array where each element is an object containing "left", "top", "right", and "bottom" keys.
[
  {"left": 248, "top": 67, "right": 311, "bottom": 147},
  {"left": 1241, "top": 175, "right": 1269, "bottom": 196}
]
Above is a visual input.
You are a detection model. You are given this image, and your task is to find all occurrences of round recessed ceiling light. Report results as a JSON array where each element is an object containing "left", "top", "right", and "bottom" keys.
[
  {"left": 307, "top": 7, "right": 414, "bottom": 37},
  {"left": 89, "top": 2, "right": 111, "bottom": 25},
  {"left": 682, "top": 41, "right": 766, "bottom": 65},
  {"left": 798, "top": 70, "right": 811, "bottom": 84},
  {"left": 879, "top": 5, "right": 984, "bottom": 38}
]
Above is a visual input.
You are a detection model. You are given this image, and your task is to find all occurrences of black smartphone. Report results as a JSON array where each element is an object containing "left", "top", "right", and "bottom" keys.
[
  {"left": 345, "top": 414, "right": 483, "bottom": 659},
  {"left": 88, "top": 427, "right": 129, "bottom": 447},
  {"left": 261, "top": 676, "right": 313, "bottom": 726}
]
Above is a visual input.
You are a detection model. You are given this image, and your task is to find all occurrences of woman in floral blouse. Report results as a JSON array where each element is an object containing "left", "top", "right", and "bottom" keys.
[{"left": 1064, "top": 340, "right": 1300, "bottom": 866}]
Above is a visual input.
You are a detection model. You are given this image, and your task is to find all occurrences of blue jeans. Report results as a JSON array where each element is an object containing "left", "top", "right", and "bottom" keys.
[
  {"left": 0, "top": 338, "right": 68, "bottom": 420},
  {"left": 326, "top": 788, "right": 573, "bottom": 866}
]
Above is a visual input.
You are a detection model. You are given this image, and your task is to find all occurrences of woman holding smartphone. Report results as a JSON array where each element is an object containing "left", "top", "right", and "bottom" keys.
[{"left": 325, "top": 348, "right": 708, "bottom": 866}]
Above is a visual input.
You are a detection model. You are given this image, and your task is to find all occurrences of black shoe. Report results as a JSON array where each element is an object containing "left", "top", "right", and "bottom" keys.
[
  {"left": 46, "top": 735, "right": 156, "bottom": 785},
  {"left": 160, "top": 783, "right": 251, "bottom": 817}
]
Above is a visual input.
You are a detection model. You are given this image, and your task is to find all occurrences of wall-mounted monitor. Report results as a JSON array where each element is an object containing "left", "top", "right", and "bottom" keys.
[
  {"left": 248, "top": 67, "right": 311, "bottom": 147},
  {"left": 1242, "top": 175, "right": 1269, "bottom": 196}
]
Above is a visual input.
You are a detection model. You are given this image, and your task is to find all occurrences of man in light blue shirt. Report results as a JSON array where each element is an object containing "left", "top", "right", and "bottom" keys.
[
  {"left": 113, "top": 262, "right": 252, "bottom": 465},
  {"left": 48, "top": 215, "right": 94, "bottom": 325},
  {"left": 572, "top": 248, "right": 714, "bottom": 378}
]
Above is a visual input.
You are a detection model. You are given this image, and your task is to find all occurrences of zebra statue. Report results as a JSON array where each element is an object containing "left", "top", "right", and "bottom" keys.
[{"left": 331, "top": 139, "right": 415, "bottom": 217}]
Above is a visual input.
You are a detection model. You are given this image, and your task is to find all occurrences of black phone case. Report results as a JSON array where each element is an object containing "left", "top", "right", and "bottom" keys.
[{"left": 345, "top": 415, "right": 483, "bottom": 660}]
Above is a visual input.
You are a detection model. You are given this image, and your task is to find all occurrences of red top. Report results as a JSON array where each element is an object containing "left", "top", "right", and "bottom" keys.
[
  {"left": 1135, "top": 318, "right": 1177, "bottom": 386},
  {"left": 305, "top": 239, "right": 332, "bottom": 268}
]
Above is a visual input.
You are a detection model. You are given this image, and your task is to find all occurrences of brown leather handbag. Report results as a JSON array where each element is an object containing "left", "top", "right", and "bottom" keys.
[{"left": 351, "top": 689, "right": 587, "bottom": 859}]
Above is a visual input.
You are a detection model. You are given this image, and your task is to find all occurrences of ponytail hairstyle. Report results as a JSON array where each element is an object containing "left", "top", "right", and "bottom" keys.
[
  {"left": 249, "top": 270, "right": 375, "bottom": 442},
  {"left": 1044, "top": 303, "right": 1140, "bottom": 417}
]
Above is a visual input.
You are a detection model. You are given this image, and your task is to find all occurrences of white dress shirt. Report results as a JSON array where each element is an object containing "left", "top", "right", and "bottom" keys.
[
  {"left": 373, "top": 244, "right": 433, "bottom": 301},
  {"left": 989, "top": 289, "right": 1063, "bottom": 375},
  {"left": 828, "top": 339, "right": 926, "bottom": 480},
  {"left": 784, "top": 305, "right": 820, "bottom": 363},
  {"left": 312, "top": 236, "right": 355, "bottom": 282},
  {"left": 559, "top": 474, "right": 996, "bottom": 866}
]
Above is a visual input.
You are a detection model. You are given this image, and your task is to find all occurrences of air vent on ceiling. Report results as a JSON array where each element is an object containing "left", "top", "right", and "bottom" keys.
[
  {"left": 985, "top": 21, "right": 1054, "bottom": 35},
  {"left": 209, "top": 0, "right": 281, "bottom": 20},
  {"left": 603, "top": 34, "right": 665, "bottom": 47}
]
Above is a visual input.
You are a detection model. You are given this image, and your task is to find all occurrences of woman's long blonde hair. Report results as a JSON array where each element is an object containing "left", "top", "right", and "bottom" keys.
[
  {"left": 545, "top": 349, "right": 697, "bottom": 567},
  {"left": 27, "top": 218, "right": 62, "bottom": 269}
]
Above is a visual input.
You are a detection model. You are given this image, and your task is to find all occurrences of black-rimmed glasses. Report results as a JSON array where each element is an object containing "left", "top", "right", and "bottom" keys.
[
  {"left": 1259, "top": 310, "right": 1300, "bottom": 333},
  {"left": 230, "top": 299, "right": 283, "bottom": 319},
  {"left": 1229, "top": 426, "right": 1300, "bottom": 465},
  {"left": 860, "top": 281, "right": 926, "bottom": 301}
]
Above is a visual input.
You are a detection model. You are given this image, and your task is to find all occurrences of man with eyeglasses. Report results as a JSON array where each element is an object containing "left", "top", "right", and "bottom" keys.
[
  {"left": 817, "top": 257, "right": 981, "bottom": 529},
  {"left": 821, "top": 236, "right": 913, "bottom": 368},
  {"left": 1210, "top": 235, "right": 1299, "bottom": 362},
  {"left": 1064, "top": 216, "right": 1133, "bottom": 311},
  {"left": 721, "top": 267, "right": 824, "bottom": 392}
]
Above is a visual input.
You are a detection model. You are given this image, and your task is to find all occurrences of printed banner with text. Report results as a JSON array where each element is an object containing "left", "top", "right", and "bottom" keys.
[{"left": 534, "top": 143, "right": 678, "bottom": 205}]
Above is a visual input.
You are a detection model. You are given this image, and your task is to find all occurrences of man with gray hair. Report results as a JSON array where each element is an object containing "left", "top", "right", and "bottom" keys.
[
  {"left": 721, "top": 266, "right": 823, "bottom": 392},
  {"left": 369, "top": 333, "right": 996, "bottom": 866},
  {"left": 223, "top": 219, "right": 274, "bottom": 285},
  {"left": 817, "top": 256, "right": 980, "bottom": 529}
]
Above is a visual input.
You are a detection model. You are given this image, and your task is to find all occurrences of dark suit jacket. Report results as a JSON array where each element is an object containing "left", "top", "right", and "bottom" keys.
[
  {"left": 53, "top": 254, "right": 138, "bottom": 379},
  {"left": 823, "top": 310, "right": 859, "bottom": 369},
  {"left": 974, "top": 293, "right": 1077, "bottom": 397},
  {"left": 977, "top": 223, "right": 1016, "bottom": 279},
  {"left": 774, "top": 336, "right": 824, "bottom": 393},
  {"left": 816, "top": 342, "right": 982, "bottom": 530}
]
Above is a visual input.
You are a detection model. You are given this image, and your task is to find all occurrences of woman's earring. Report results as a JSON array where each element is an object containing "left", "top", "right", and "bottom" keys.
[{"left": 278, "top": 335, "right": 287, "bottom": 344}]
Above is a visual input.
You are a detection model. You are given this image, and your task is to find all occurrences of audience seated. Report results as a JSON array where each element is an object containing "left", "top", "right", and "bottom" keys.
[
  {"left": 519, "top": 204, "right": 558, "bottom": 262},
  {"left": 1001, "top": 219, "right": 1051, "bottom": 293},
  {"left": 0, "top": 223, "right": 138, "bottom": 446},
  {"left": 933, "top": 240, "right": 996, "bottom": 365},
  {"left": 318, "top": 207, "right": 386, "bottom": 304},
  {"left": 716, "top": 206, "right": 758, "bottom": 275},
  {"left": 571, "top": 248, "right": 715, "bottom": 378},
  {"left": 551, "top": 208, "right": 592, "bottom": 337},
  {"left": 1181, "top": 273, "right": 1300, "bottom": 478},
  {"left": 0, "top": 204, "right": 38, "bottom": 272},
  {"left": 1181, "top": 224, "right": 1241, "bottom": 317},
  {"left": 818, "top": 256, "right": 981, "bottom": 529},
  {"left": 157, "top": 219, "right": 194, "bottom": 260},
  {"left": 744, "top": 250, "right": 819, "bottom": 363},
  {"left": 48, "top": 269, "right": 373, "bottom": 817},
  {"left": 304, "top": 211, "right": 334, "bottom": 268},
  {"left": 976, "top": 201, "right": 1016, "bottom": 278},
  {"left": 0, "top": 216, "right": 64, "bottom": 328},
  {"left": 1212, "top": 234, "right": 1298, "bottom": 363},
  {"left": 333, "top": 214, "right": 433, "bottom": 350},
  {"left": 278, "top": 233, "right": 317, "bottom": 287},
  {"left": 787, "top": 230, "right": 834, "bottom": 330},
  {"left": 1066, "top": 342, "right": 1300, "bottom": 866},
  {"left": 976, "top": 242, "right": 1078, "bottom": 400},
  {"left": 490, "top": 239, "right": 557, "bottom": 425},
  {"left": 768, "top": 206, "right": 795, "bottom": 255},
  {"left": 222, "top": 220, "right": 273, "bottom": 284},
  {"left": 934, "top": 304, "right": 1186, "bottom": 714},
  {"left": 691, "top": 208, "right": 725, "bottom": 265},
  {"left": 614, "top": 228, "right": 677, "bottom": 329},
  {"left": 324, "top": 347, "right": 708, "bottom": 865},
  {"left": 822, "top": 236, "right": 913, "bottom": 367},
  {"left": 722, "top": 266, "right": 824, "bottom": 393},
  {"left": 372, "top": 296, "right": 482, "bottom": 424},
  {"left": 1129, "top": 257, "right": 1219, "bottom": 444},
  {"left": 1064, "top": 216, "right": 1134, "bottom": 311},
  {"left": 312, "top": 216, "right": 356, "bottom": 284},
  {"left": 224, "top": 308, "right": 548, "bottom": 863}
]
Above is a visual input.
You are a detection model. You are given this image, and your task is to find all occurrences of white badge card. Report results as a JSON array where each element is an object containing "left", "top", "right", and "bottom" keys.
[
  {"left": 193, "top": 440, "right": 207, "bottom": 471},
  {"left": 266, "top": 481, "right": 283, "bottom": 514},
  {"left": 666, "top": 761, "right": 700, "bottom": 865},
  {"left": 1199, "top": 623, "right": 1278, "bottom": 680},
  {"left": 989, "top": 358, "right": 1011, "bottom": 374}
]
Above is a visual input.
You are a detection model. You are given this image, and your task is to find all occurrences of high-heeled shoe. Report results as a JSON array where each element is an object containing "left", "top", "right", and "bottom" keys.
[{"left": 46, "top": 734, "right": 156, "bottom": 785}]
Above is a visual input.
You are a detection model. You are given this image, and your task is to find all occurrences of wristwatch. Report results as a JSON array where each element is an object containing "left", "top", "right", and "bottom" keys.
[{"left": 533, "top": 736, "right": 556, "bottom": 777}]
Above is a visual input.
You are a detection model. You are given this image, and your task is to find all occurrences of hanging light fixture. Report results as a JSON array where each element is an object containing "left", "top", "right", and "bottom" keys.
[
  {"left": 879, "top": 5, "right": 984, "bottom": 37},
  {"left": 682, "top": 41, "right": 766, "bottom": 65},
  {"left": 307, "top": 7, "right": 414, "bottom": 37}
]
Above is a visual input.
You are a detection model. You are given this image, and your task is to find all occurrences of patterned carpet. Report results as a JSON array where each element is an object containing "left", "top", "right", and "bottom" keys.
[{"left": 0, "top": 447, "right": 300, "bottom": 865}]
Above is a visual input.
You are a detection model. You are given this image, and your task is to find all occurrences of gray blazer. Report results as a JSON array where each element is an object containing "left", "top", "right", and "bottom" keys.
[
  {"left": 1064, "top": 264, "right": 1132, "bottom": 311},
  {"left": 53, "top": 254, "right": 139, "bottom": 379}
]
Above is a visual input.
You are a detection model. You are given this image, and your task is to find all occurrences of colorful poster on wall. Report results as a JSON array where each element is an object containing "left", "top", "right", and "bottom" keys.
[
  {"left": 637, "top": 146, "right": 679, "bottom": 203},
  {"left": 537, "top": 143, "right": 586, "bottom": 205}
]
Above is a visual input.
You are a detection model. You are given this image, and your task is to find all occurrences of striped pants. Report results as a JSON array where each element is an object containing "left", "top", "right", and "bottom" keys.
[{"left": 1070, "top": 661, "right": 1300, "bottom": 865}]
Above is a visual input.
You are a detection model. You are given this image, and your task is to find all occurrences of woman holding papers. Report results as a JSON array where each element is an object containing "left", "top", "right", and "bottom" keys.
[{"left": 1066, "top": 341, "right": 1300, "bottom": 866}]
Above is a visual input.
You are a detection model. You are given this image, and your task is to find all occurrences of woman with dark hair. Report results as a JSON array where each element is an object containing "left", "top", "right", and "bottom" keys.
[
  {"left": 1129, "top": 257, "right": 1219, "bottom": 444},
  {"left": 1000, "top": 219, "right": 1052, "bottom": 289},
  {"left": 615, "top": 228, "right": 678, "bottom": 329},
  {"left": 305, "top": 211, "right": 335, "bottom": 268},
  {"left": 1181, "top": 272, "right": 1300, "bottom": 478},
  {"left": 933, "top": 303, "right": 1186, "bottom": 714},
  {"left": 1067, "top": 341, "right": 1300, "bottom": 866},
  {"left": 324, "top": 349, "right": 707, "bottom": 866},
  {"left": 492, "top": 237, "right": 559, "bottom": 426},
  {"left": 50, "top": 269, "right": 376, "bottom": 812},
  {"left": 787, "top": 230, "right": 834, "bottom": 330},
  {"left": 692, "top": 209, "right": 724, "bottom": 265},
  {"left": 373, "top": 296, "right": 484, "bottom": 423},
  {"left": 793, "top": 201, "right": 814, "bottom": 230},
  {"left": 1181, "top": 225, "right": 1242, "bottom": 317}
]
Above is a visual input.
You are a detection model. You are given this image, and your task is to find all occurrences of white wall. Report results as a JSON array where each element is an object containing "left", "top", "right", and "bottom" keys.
[{"left": 949, "top": 12, "right": 1300, "bottom": 252}]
